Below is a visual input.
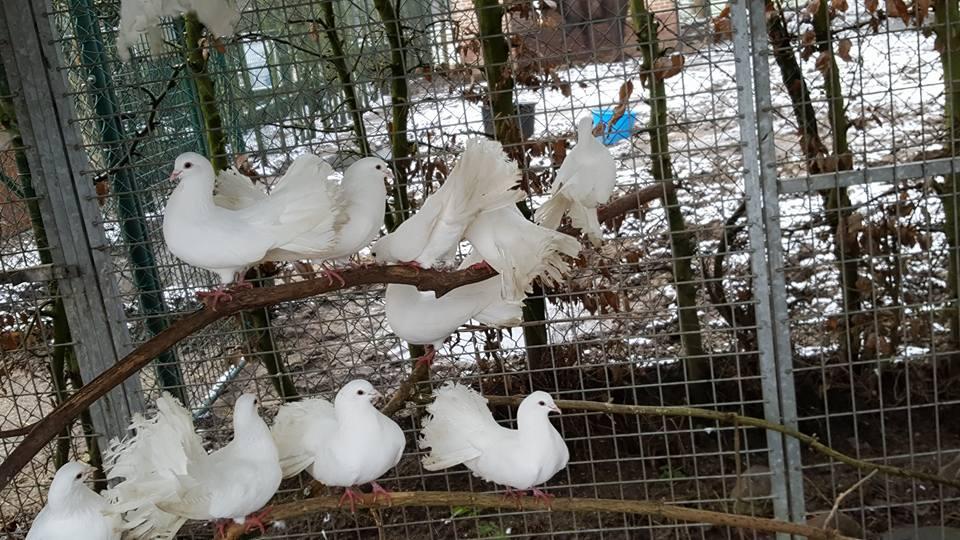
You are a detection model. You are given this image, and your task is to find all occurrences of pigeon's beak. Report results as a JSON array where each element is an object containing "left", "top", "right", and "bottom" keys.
[
  {"left": 169, "top": 169, "right": 183, "bottom": 182},
  {"left": 548, "top": 404, "right": 561, "bottom": 414}
]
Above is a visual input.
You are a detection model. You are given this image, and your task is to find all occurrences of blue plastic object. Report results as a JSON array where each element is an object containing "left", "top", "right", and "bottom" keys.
[{"left": 592, "top": 108, "right": 636, "bottom": 145}]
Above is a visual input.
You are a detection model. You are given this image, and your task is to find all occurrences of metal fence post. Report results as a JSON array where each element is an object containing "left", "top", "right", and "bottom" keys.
[
  {"left": 730, "top": 0, "right": 794, "bottom": 533},
  {"left": 0, "top": 0, "right": 145, "bottom": 445},
  {"left": 741, "top": 0, "right": 808, "bottom": 527}
]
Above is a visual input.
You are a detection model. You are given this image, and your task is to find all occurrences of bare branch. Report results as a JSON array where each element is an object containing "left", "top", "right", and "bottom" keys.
[{"left": 219, "top": 491, "right": 859, "bottom": 540}]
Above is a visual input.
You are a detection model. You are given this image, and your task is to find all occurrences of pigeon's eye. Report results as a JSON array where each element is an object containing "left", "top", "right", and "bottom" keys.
[
  {"left": 375, "top": 164, "right": 382, "bottom": 170},
  {"left": 538, "top": 400, "right": 545, "bottom": 406},
  {"left": 357, "top": 389, "right": 365, "bottom": 395},
  {"left": 253, "top": 398, "right": 259, "bottom": 406},
  {"left": 184, "top": 162, "right": 192, "bottom": 169},
  {"left": 75, "top": 472, "right": 83, "bottom": 480}
]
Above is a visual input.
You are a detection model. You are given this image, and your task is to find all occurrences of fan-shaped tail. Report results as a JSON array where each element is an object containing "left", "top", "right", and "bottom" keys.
[
  {"left": 213, "top": 168, "right": 267, "bottom": 211},
  {"left": 419, "top": 383, "right": 499, "bottom": 471},
  {"left": 102, "top": 393, "right": 203, "bottom": 539},
  {"left": 271, "top": 398, "right": 336, "bottom": 478},
  {"left": 565, "top": 200, "right": 603, "bottom": 246},
  {"left": 466, "top": 206, "right": 581, "bottom": 302}
]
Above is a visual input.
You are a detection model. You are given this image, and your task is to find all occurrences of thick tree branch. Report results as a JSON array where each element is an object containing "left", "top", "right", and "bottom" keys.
[
  {"left": 220, "top": 491, "right": 858, "bottom": 540},
  {"left": 0, "top": 185, "right": 661, "bottom": 489}
]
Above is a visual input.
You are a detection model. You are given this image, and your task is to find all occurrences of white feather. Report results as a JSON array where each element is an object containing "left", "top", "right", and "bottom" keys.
[
  {"left": 26, "top": 462, "right": 121, "bottom": 540},
  {"left": 371, "top": 138, "right": 522, "bottom": 267},
  {"left": 465, "top": 205, "right": 581, "bottom": 301}
]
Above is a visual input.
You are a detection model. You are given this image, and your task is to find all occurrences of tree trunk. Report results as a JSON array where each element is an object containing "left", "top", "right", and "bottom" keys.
[{"left": 631, "top": 0, "right": 710, "bottom": 399}]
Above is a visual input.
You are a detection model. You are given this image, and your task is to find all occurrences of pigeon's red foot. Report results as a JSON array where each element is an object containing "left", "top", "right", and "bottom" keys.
[
  {"left": 338, "top": 486, "right": 364, "bottom": 513},
  {"left": 320, "top": 262, "right": 347, "bottom": 286},
  {"left": 501, "top": 486, "right": 526, "bottom": 503},
  {"left": 242, "top": 507, "right": 272, "bottom": 535},
  {"left": 414, "top": 346, "right": 437, "bottom": 369},
  {"left": 230, "top": 280, "right": 254, "bottom": 291},
  {"left": 399, "top": 260, "right": 423, "bottom": 269},
  {"left": 531, "top": 487, "right": 555, "bottom": 507},
  {"left": 214, "top": 519, "right": 231, "bottom": 539},
  {"left": 370, "top": 481, "right": 393, "bottom": 505},
  {"left": 197, "top": 288, "right": 232, "bottom": 311},
  {"left": 467, "top": 260, "right": 493, "bottom": 271}
]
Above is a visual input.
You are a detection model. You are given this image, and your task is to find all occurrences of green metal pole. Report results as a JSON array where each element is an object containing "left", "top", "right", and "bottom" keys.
[{"left": 69, "top": 0, "right": 187, "bottom": 402}]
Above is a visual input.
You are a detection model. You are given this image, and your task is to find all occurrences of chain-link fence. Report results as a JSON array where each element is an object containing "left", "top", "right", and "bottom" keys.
[{"left": 0, "top": 0, "right": 957, "bottom": 537}]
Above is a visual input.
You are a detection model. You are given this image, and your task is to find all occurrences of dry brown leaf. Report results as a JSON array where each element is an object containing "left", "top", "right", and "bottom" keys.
[
  {"left": 662, "top": 54, "right": 685, "bottom": 80},
  {"left": 95, "top": 179, "right": 109, "bottom": 206},
  {"left": 916, "top": 0, "right": 930, "bottom": 25},
  {"left": 618, "top": 79, "right": 634, "bottom": 103},
  {"left": 832, "top": 0, "right": 849, "bottom": 11},
  {"left": 837, "top": 38, "right": 853, "bottom": 61},
  {"left": 551, "top": 139, "right": 567, "bottom": 166},
  {"left": 717, "top": 3, "right": 731, "bottom": 18},
  {"left": 308, "top": 22, "right": 321, "bottom": 42},
  {"left": 815, "top": 51, "right": 833, "bottom": 75},
  {"left": 886, "top": 0, "right": 910, "bottom": 24},
  {"left": 712, "top": 16, "right": 733, "bottom": 42},
  {"left": 806, "top": 0, "right": 821, "bottom": 15},
  {"left": 865, "top": 0, "right": 878, "bottom": 12}
]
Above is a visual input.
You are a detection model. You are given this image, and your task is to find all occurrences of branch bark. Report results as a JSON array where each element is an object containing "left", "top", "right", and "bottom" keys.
[
  {"left": 0, "top": 185, "right": 661, "bottom": 490},
  {"left": 220, "top": 491, "right": 858, "bottom": 540}
]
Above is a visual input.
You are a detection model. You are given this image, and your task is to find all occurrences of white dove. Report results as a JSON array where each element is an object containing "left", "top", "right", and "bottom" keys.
[
  {"left": 26, "top": 461, "right": 122, "bottom": 540},
  {"left": 371, "top": 138, "right": 522, "bottom": 268},
  {"left": 385, "top": 253, "right": 522, "bottom": 367},
  {"left": 103, "top": 393, "right": 281, "bottom": 539},
  {"left": 208, "top": 154, "right": 390, "bottom": 283},
  {"left": 117, "top": 0, "right": 245, "bottom": 62},
  {"left": 464, "top": 204, "right": 581, "bottom": 301},
  {"left": 163, "top": 152, "right": 388, "bottom": 308},
  {"left": 534, "top": 117, "right": 617, "bottom": 246},
  {"left": 271, "top": 380, "right": 405, "bottom": 512},
  {"left": 419, "top": 383, "right": 569, "bottom": 504}
]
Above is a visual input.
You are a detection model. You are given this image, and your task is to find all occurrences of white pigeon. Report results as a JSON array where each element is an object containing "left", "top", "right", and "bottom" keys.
[
  {"left": 385, "top": 252, "right": 522, "bottom": 367},
  {"left": 271, "top": 380, "right": 405, "bottom": 512},
  {"left": 103, "top": 393, "right": 282, "bottom": 539},
  {"left": 371, "top": 138, "right": 522, "bottom": 268},
  {"left": 26, "top": 461, "right": 122, "bottom": 540},
  {"left": 419, "top": 383, "right": 569, "bottom": 504},
  {"left": 117, "top": 0, "right": 246, "bottom": 62},
  {"left": 464, "top": 204, "right": 581, "bottom": 301},
  {"left": 534, "top": 117, "right": 617, "bottom": 246},
  {"left": 209, "top": 154, "right": 389, "bottom": 280},
  {"left": 163, "top": 152, "right": 388, "bottom": 307}
]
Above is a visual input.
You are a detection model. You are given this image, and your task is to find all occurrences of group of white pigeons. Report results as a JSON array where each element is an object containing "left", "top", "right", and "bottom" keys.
[{"left": 26, "top": 117, "right": 618, "bottom": 539}]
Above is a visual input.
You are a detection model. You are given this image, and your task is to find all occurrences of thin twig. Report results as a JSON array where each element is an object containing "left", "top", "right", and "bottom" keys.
[
  {"left": 220, "top": 491, "right": 859, "bottom": 540},
  {"left": 823, "top": 470, "right": 877, "bottom": 531},
  {"left": 482, "top": 396, "right": 960, "bottom": 491}
]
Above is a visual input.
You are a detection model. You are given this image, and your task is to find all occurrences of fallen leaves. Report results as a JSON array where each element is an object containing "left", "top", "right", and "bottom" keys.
[{"left": 837, "top": 38, "right": 853, "bottom": 62}]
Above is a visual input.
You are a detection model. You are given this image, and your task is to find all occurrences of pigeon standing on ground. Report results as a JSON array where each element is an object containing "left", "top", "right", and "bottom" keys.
[
  {"left": 371, "top": 138, "right": 522, "bottom": 268},
  {"left": 419, "top": 383, "right": 569, "bottom": 504},
  {"left": 534, "top": 117, "right": 617, "bottom": 246},
  {"left": 163, "top": 152, "right": 389, "bottom": 307},
  {"left": 464, "top": 204, "right": 581, "bottom": 301},
  {"left": 104, "top": 393, "right": 281, "bottom": 539},
  {"left": 271, "top": 380, "right": 406, "bottom": 512},
  {"left": 117, "top": 0, "right": 246, "bottom": 62},
  {"left": 26, "top": 461, "right": 122, "bottom": 540},
  {"left": 385, "top": 253, "right": 523, "bottom": 367}
]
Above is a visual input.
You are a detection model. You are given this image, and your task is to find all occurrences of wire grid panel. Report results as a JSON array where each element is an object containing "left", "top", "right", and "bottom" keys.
[
  {"left": 2, "top": 0, "right": 790, "bottom": 538},
  {"left": 750, "top": 0, "right": 960, "bottom": 534}
]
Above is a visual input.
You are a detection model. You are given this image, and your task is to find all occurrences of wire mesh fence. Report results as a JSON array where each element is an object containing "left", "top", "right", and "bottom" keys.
[{"left": 0, "top": 0, "right": 957, "bottom": 537}]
